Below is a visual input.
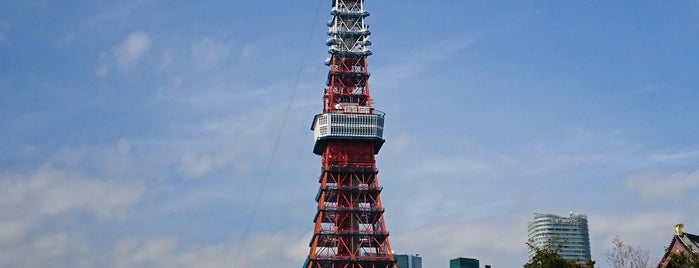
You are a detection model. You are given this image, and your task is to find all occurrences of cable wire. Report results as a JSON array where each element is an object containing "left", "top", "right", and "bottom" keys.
[{"left": 232, "top": 0, "right": 324, "bottom": 266}]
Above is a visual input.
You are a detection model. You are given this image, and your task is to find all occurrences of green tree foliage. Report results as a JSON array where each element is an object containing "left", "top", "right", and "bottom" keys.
[
  {"left": 524, "top": 242, "right": 595, "bottom": 268},
  {"left": 665, "top": 252, "right": 699, "bottom": 268}
]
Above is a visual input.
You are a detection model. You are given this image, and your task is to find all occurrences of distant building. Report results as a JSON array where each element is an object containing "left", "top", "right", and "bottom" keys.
[
  {"left": 394, "top": 254, "right": 422, "bottom": 268},
  {"left": 450, "top": 257, "right": 479, "bottom": 268},
  {"left": 658, "top": 224, "right": 699, "bottom": 267},
  {"left": 528, "top": 212, "right": 592, "bottom": 263}
]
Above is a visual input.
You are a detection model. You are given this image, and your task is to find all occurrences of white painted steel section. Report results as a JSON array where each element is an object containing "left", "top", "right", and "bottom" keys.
[
  {"left": 313, "top": 113, "right": 384, "bottom": 141},
  {"left": 327, "top": 0, "right": 371, "bottom": 56}
]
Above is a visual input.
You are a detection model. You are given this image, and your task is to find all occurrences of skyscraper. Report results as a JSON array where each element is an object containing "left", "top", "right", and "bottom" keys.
[
  {"left": 527, "top": 212, "right": 592, "bottom": 263},
  {"left": 450, "top": 257, "right": 479, "bottom": 268},
  {"left": 395, "top": 254, "right": 422, "bottom": 268}
]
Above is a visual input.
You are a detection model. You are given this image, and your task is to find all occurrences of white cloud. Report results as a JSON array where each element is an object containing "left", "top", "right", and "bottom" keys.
[
  {"left": 626, "top": 169, "right": 699, "bottom": 201},
  {"left": 650, "top": 150, "right": 699, "bottom": 162},
  {"left": 191, "top": 37, "right": 229, "bottom": 69},
  {"left": 589, "top": 211, "right": 681, "bottom": 246},
  {"left": 178, "top": 152, "right": 217, "bottom": 178},
  {"left": 0, "top": 144, "right": 146, "bottom": 267},
  {"left": 46, "top": 140, "right": 141, "bottom": 178},
  {"left": 0, "top": 136, "right": 311, "bottom": 267},
  {"left": 113, "top": 237, "right": 179, "bottom": 268},
  {"left": 387, "top": 209, "right": 697, "bottom": 267},
  {"left": 95, "top": 52, "right": 110, "bottom": 77},
  {"left": 372, "top": 38, "right": 475, "bottom": 91},
  {"left": 0, "top": 165, "right": 145, "bottom": 222},
  {"left": 240, "top": 44, "right": 256, "bottom": 58},
  {"left": 391, "top": 213, "right": 530, "bottom": 267},
  {"left": 111, "top": 232, "right": 308, "bottom": 268},
  {"left": 633, "top": 83, "right": 667, "bottom": 95},
  {"left": 0, "top": 220, "right": 32, "bottom": 246},
  {"left": 0, "top": 158, "right": 306, "bottom": 266},
  {"left": 384, "top": 132, "right": 410, "bottom": 155},
  {"left": 94, "top": 63, "right": 109, "bottom": 77},
  {"left": 117, "top": 138, "right": 131, "bottom": 155},
  {"left": 157, "top": 48, "right": 174, "bottom": 71},
  {"left": 0, "top": 21, "right": 8, "bottom": 41},
  {"left": 0, "top": 163, "right": 144, "bottom": 267},
  {"left": 587, "top": 210, "right": 693, "bottom": 264},
  {"left": 32, "top": 232, "right": 90, "bottom": 259},
  {"left": 175, "top": 133, "right": 264, "bottom": 179},
  {"left": 112, "top": 31, "right": 151, "bottom": 70},
  {"left": 0, "top": 231, "right": 93, "bottom": 268},
  {"left": 171, "top": 101, "right": 294, "bottom": 178}
]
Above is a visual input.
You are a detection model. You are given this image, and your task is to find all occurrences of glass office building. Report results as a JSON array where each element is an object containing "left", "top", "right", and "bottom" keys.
[
  {"left": 449, "top": 257, "right": 479, "bottom": 268},
  {"left": 527, "top": 212, "right": 592, "bottom": 262},
  {"left": 394, "top": 254, "right": 422, "bottom": 268}
]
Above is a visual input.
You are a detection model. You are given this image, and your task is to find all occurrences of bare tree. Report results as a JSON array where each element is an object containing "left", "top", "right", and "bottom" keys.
[{"left": 606, "top": 237, "right": 651, "bottom": 268}]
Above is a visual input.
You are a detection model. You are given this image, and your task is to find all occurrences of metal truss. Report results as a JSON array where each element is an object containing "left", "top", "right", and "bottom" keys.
[{"left": 305, "top": 1, "right": 396, "bottom": 268}]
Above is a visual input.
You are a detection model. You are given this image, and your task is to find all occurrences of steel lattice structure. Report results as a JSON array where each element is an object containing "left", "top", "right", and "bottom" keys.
[{"left": 304, "top": 1, "right": 396, "bottom": 268}]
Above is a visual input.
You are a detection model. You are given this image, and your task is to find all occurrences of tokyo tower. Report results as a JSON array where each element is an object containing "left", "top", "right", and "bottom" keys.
[{"left": 303, "top": 0, "right": 396, "bottom": 268}]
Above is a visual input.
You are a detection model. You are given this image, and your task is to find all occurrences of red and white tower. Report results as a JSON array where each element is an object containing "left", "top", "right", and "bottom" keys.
[{"left": 304, "top": 1, "right": 396, "bottom": 268}]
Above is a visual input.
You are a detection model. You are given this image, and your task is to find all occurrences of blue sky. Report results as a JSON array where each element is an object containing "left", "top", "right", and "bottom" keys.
[{"left": 1, "top": 1, "right": 698, "bottom": 267}]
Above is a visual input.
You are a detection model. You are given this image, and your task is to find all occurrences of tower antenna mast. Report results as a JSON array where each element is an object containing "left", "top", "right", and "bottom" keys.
[{"left": 304, "top": 1, "right": 396, "bottom": 267}]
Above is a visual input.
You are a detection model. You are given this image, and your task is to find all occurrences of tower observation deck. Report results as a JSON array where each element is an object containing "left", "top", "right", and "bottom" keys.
[{"left": 304, "top": 1, "right": 396, "bottom": 268}]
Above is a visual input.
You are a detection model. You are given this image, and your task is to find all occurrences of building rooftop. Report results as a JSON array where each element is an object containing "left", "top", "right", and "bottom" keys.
[{"left": 659, "top": 224, "right": 699, "bottom": 267}]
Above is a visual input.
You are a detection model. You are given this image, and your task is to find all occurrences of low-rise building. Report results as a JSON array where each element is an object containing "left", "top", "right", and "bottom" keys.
[{"left": 658, "top": 224, "right": 699, "bottom": 267}]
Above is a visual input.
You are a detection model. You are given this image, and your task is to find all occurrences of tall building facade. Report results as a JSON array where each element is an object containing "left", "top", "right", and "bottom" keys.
[
  {"left": 450, "top": 257, "right": 479, "bottom": 268},
  {"left": 303, "top": 1, "right": 396, "bottom": 268},
  {"left": 394, "top": 254, "right": 422, "bottom": 268},
  {"left": 527, "top": 212, "right": 592, "bottom": 262}
]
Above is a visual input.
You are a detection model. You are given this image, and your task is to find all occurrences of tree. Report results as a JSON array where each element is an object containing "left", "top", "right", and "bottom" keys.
[
  {"left": 665, "top": 252, "right": 699, "bottom": 268},
  {"left": 525, "top": 242, "right": 595, "bottom": 268},
  {"left": 605, "top": 237, "right": 652, "bottom": 268}
]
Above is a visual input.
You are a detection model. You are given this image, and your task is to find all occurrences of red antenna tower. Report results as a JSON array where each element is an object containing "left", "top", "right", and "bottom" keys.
[{"left": 304, "top": 1, "right": 396, "bottom": 268}]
